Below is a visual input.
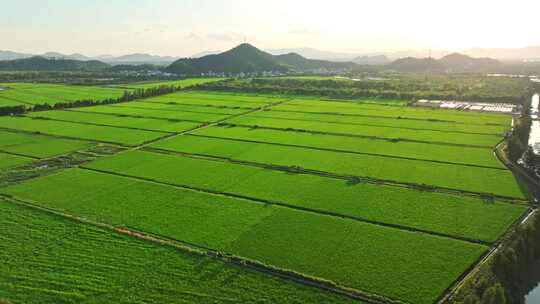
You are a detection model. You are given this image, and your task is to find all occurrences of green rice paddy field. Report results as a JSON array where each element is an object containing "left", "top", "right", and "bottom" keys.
[
  {"left": 112, "top": 77, "right": 225, "bottom": 89},
  {"left": 0, "top": 200, "right": 354, "bottom": 304},
  {"left": 0, "top": 89, "right": 530, "bottom": 304},
  {"left": 0, "top": 83, "right": 128, "bottom": 107},
  {"left": 0, "top": 130, "right": 91, "bottom": 158}
]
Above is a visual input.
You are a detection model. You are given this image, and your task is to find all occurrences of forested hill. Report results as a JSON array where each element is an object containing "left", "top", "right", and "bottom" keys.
[
  {"left": 165, "top": 43, "right": 356, "bottom": 75},
  {"left": 387, "top": 53, "right": 503, "bottom": 72},
  {"left": 0, "top": 56, "right": 110, "bottom": 71}
]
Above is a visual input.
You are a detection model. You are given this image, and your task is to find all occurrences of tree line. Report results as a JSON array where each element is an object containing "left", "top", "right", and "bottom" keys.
[{"left": 197, "top": 76, "right": 531, "bottom": 104}]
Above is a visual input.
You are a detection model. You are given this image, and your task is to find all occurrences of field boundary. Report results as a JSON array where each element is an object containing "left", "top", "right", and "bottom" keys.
[
  {"left": 0, "top": 149, "right": 40, "bottom": 160},
  {"left": 26, "top": 115, "right": 178, "bottom": 134},
  {"left": 184, "top": 133, "right": 506, "bottom": 170},
  {"left": 81, "top": 164, "right": 499, "bottom": 245},
  {"left": 110, "top": 103, "right": 247, "bottom": 116},
  {"left": 246, "top": 112, "right": 504, "bottom": 136},
  {"left": 67, "top": 108, "right": 209, "bottom": 124},
  {"left": 217, "top": 122, "right": 497, "bottom": 149},
  {"left": 144, "top": 146, "right": 529, "bottom": 204},
  {"left": 269, "top": 108, "right": 509, "bottom": 127},
  {"left": 136, "top": 100, "right": 256, "bottom": 111}
]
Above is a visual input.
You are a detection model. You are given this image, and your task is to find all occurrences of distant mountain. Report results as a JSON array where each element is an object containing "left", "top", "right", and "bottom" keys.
[
  {"left": 274, "top": 53, "right": 355, "bottom": 70},
  {"left": 104, "top": 53, "right": 179, "bottom": 65},
  {"left": 463, "top": 46, "right": 540, "bottom": 60},
  {"left": 352, "top": 55, "right": 390, "bottom": 65},
  {"left": 42, "top": 52, "right": 93, "bottom": 61},
  {"left": 383, "top": 49, "right": 450, "bottom": 60},
  {"left": 166, "top": 44, "right": 287, "bottom": 74},
  {"left": 0, "top": 50, "right": 32, "bottom": 61},
  {"left": 387, "top": 53, "right": 503, "bottom": 72},
  {"left": 388, "top": 57, "right": 444, "bottom": 72},
  {"left": 266, "top": 47, "right": 359, "bottom": 61},
  {"left": 0, "top": 51, "right": 178, "bottom": 65},
  {"left": 165, "top": 43, "right": 356, "bottom": 75},
  {"left": 0, "top": 56, "right": 110, "bottom": 71},
  {"left": 108, "top": 64, "right": 161, "bottom": 72},
  {"left": 439, "top": 53, "right": 502, "bottom": 72}
]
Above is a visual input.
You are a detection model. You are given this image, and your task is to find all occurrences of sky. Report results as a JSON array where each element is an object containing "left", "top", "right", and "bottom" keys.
[{"left": 2, "top": 0, "right": 540, "bottom": 57}]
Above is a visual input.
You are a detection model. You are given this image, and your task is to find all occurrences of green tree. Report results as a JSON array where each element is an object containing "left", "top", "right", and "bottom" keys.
[{"left": 481, "top": 284, "right": 506, "bottom": 304}]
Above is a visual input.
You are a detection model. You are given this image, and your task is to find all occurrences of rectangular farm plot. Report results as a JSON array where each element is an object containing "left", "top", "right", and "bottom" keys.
[
  {"left": 0, "top": 116, "right": 166, "bottom": 146},
  {"left": 0, "top": 96, "right": 26, "bottom": 107},
  {"left": 112, "top": 101, "right": 249, "bottom": 115},
  {"left": 193, "top": 125, "right": 504, "bottom": 168},
  {"left": 227, "top": 115, "right": 504, "bottom": 147},
  {"left": 246, "top": 110, "right": 509, "bottom": 135},
  {"left": 84, "top": 150, "right": 525, "bottom": 242},
  {"left": 0, "top": 152, "right": 33, "bottom": 169},
  {"left": 175, "top": 91, "right": 283, "bottom": 104},
  {"left": 119, "top": 77, "right": 224, "bottom": 89},
  {"left": 0, "top": 201, "right": 352, "bottom": 304},
  {"left": 2, "top": 168, "right": 487, "bottom": 304},
  {"left": 0, "top": 89, "right": 60, "bottom": 105},
  {"left": 285, "top": 98, "right": 410, "bottom": 111},
  {"left": 3, "top": 168, "right": 272, "bottom": 249},
  {"left": 273, "top": 101, "right": 512, "bottom": 126},
  {"left": 142, "top": 93, "right": 271, "bottom": 108},
  {"left": 0, "top": 130, "right": 91, "bottom": 158},
  {"left": 0, "top": 83, "right": 127, "bottom": 105},
  {"left": 226, "top": 208, "right": 486, "bottom": 304},
  {"left": 27, "top": 110, "right": 201, "bottom": 133},
  {"left": 71, "top": 104, "right": 231, "bottom": 122},
  {"left": 151, "top": 135, "right": 525, "bottom": 198}
]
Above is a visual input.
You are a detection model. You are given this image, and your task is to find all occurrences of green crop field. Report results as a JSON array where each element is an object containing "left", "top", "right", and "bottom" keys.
[
  {"left": 0, "top": 89, "right": 529, "bottom": 304},
  {"left": 141, "top": 92, "right": 273, "bottom": 108},
  {"left": 192, "top": 125, "right": 503, "bottom": 168},
  {"left": 0, "top": 130, "right": 91, "bottom": 158},
  {"left": 70, "top": 104, "right": 233, "bottom": 122},
  {"left": 0, "top": 116, "right": 166, "bottom": 145},
  {"left": 150, "top": 135, "right": 524, "bottom": 198},
  {"left": 0, "top": 200, "right": 353, "bottom": 304},
  {"left": 227, "top": 115, "right": 504, "bottom": 147},
  {"left": 244, "top": 110, "right": 509, "bottom": 134},
  {"left": 2, "top": 169, "right": 487, "bottom": 304},
  {"left": 0, "top": 82, "right": 127, "bottom": 107},
  {"left": 0, "top": 152, "right": 33, "bottom": 169},
  {"left": 116, "top": 77, "right": 225, "bottom": 89},
  {"left": 27, "top": 110, "right": 202, "bottom": 133},
  {"left": 112, "top": 101, "right": 250, "bottom": 115},
  {"left": 271, "top": 100, "right": 512, "bottom": 126},
  {"left": 83, "top": 150, "right": 524, "bottom": 242},
  {"left": 0, "top": 96, "right": 26, "bottom": 107},
  {"left": 173, "top": 91, "right": 285, "bottom": 104}
]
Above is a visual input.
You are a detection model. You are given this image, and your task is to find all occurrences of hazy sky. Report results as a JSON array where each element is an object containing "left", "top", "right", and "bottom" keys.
[{"left": 2, "top": 0, "right": 540, "bottom": 56}]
